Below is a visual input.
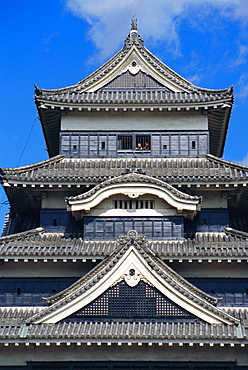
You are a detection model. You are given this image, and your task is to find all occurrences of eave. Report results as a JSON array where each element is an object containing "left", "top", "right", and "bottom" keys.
[
  {"left": 2, "top": 156, "right": 248, "bottom": 214},
  {"left": 34, "top": 28, "right": 234, "bottom": 158},
  {"left": 24, "top": 231, "right": 238, "bottom": 325},
  {"left": 66, "top": 173, "right": 201, "bottom": 220},
  {"left": 1, "top": 230, "right": 248, "bottom": 262},
  {"left": 36, "top": 94, "right": 233, "bottom": 158},
  {"left": 0, "top": 318, "right": 247, "bottom": 347}
]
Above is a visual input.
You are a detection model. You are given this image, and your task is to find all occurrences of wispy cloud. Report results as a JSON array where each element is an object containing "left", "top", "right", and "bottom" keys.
[
  {"left": 236, "top": 73, "right": 248, "bottom": 99},
  {"left": 43, "top": 32, "right": 61, "bottom": 45},
  {"left": 231, "top": 44, "right": 248, "bottom": 67},
  {"left": 65, "top": 0, "right": 248, "bottom": 60},
  {"left": 239, "top": 153, "right": 248, "bottom": 166},
  {"left": 41, "top": 31, "right": 61, "bottom": 52}
]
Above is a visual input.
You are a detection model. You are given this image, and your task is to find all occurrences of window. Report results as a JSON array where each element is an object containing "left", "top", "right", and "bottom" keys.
[
  {"left": 118, "top": 135, "right": 132, "bottom": 150},
  {"left": 84, "top": 217, "right": 184, "bottom": 240},
  {"left": 101, "top": 141, "right": 106, "bottom": 150},
  {"left": 40, "top": 210, "right": 68, "bottom": 232},
  {"left": 114, "top": 200, "right": 154, "bottom": 209},
  {"left": 191, "top": 140, "right": 196, "bottom": 149},
  {"left": 197, "top": 209, "right": 228, "bottom": 232},
  {"left": 136, "top": 135, "right": 150, "bottom": 150},
  {"left": 118, "top": 134, "right": 151, "bottom": 151}
]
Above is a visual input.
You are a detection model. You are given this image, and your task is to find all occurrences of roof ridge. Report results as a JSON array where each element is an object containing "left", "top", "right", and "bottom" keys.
[
  {"left": 34, "top": 31, "right": 234, "bottom": 97},
  {"left": 0, "top": 227, "right": 44, "bottom": 244},
  {"left": 0, "top": 155, "right": 63, "bottom": 175},
  {"left": 224, "top": 227, "right": 248, "bottom": 239},
  {"left": 66, "top": 172, "right": 201, "bottom": 202},
  {"left": 206, "top": 154, "right": 248, "bottom": 170}
]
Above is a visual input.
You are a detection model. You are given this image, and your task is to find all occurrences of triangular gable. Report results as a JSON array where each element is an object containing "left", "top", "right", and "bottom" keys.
[
  {"left": 35, "top": 23, "right": 205, "bottom": 97},
  {"left": 27, "top": 231, "right": 239, "bottom": 325},
  {"left": 69, "top": 280, "right": 198, "bottom": 320},
  {"left": 81, "top": 41, "right": 191, "bottom": 93},
  {"left": 100, "top": 70, "right": 172, "bottom": 91}
]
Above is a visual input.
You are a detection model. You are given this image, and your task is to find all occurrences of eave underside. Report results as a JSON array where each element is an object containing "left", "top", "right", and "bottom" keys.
[{"left": 35, "top": 95, "right": 232, "bottom": 158}]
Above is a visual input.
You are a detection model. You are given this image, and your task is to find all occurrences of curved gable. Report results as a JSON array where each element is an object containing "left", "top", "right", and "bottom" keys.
[{"left": 66, "top": 173, "right": 201, "bottom": 218}]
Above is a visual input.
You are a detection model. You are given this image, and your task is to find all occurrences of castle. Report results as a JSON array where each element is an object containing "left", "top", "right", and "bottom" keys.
[{"left": 0, "top": 19, "right": 248, "bottom": 369}]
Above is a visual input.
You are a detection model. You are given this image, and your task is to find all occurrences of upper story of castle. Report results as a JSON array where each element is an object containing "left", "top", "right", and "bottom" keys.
[{"left": 34, "top": 19, "right": 234, "bottom": 160}]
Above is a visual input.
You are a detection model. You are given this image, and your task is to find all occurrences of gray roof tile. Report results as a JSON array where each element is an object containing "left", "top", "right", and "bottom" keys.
[
  {"left": 0, "top": 228, "right": 248, "bottom": 259},
  {"left": 26, "top": 231, "right": 238, "bottom": 325},
  {"left": 2, "top": 155, "right": 248, "bottom": 185},
  {"left": 37, "top": 90, "right": 233, "bottom": 106},
  {"left": 0, "top": 320, "right": 246, "bottom": 342}
]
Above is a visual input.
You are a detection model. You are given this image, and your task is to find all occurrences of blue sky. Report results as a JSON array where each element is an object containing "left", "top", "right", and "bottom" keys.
[{"left": 1, "top": 0, "right": 248, "bottom": 231}]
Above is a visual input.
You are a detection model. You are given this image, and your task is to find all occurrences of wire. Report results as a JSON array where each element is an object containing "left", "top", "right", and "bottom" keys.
[
  {"left": 17, "top": 116, "right": 37, "bottom": 167},
  {"left": 0, "top": 116, "right": 38, "bottom": 213}
]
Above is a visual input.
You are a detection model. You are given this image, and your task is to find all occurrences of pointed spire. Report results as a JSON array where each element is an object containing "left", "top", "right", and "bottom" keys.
[
  {"left": 125, "top": 16, "right": 143, "bottom": 48},
  {"left": 131, "top": 14, "right": 138, "bottom": 31}
]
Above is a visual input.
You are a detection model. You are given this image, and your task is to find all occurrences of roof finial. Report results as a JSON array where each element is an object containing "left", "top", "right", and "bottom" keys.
[{"left": 131, "top": 14, "right": 138, "bottom": 31}]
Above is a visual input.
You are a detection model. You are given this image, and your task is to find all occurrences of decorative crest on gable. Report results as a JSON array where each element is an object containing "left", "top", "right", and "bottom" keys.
[{"left": 117, "top": 229, "right": 148, "bottom": 248}]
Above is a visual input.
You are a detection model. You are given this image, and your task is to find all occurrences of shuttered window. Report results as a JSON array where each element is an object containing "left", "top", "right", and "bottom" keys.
[{"left": 84, "top": 217, "right": 183, "bottom": 240}]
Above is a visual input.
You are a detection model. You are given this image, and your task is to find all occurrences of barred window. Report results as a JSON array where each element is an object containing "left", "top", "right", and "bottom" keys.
[
  {"left": 136, "top": 135, "right": 150, "bottom": 150},
  {"left": 118, "top": 135, "right": 151, "bottom": 150},
  {"left": 114, "top": 200, "right": 154, "bottom": 209},
  {"left": 118, "top": 135, "right": 132, "bottom": 150}
]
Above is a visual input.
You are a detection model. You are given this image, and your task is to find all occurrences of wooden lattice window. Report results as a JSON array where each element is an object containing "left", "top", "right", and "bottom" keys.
[
  {"left": 118, "top": 135, "right": 132, "bottom": 150},
  {"left": 72, "top": 281, "right": 195, "bottom": 318}
]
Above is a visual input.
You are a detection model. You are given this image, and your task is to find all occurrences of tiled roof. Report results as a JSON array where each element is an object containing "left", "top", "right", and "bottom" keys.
[
  {"left": 25, "top": 231, "right": 238, "bottom": 325},
  {"left": 34, "top": 30, "right": 233, "bottom": 99},
  {"left": 66, "top": 172, "right": 201, "bottom": 202},
  {"left": 2, "top": 155, "right": 248, "bottom": 185},
  {"left": 0, "top": 228, "right": 248, "bottom": 259},
  {"left": 0, "top": 307, "right": 42, "bottom": 326},
  {"left": 0, "top": 307, "right": 246, "bottom": 343},
  {"left": 0, "top": 321, "right": 246, "bottom": 343},
  {"left": 36, "top": 90, "right": 233, "bottom": 106},
  {"left": 33, "top": 28, "right": 234, "bottom": 158}
]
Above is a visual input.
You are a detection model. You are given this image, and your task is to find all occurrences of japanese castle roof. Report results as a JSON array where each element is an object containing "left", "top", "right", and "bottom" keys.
[
  {"left": 34, "top": 23, "right": 233, "bottom": 100},
  {"left": 0, "top": 231, "right": 247, "bottom": 345},
  {"left": 2, "top": 155, "right": 248, "bottom": 214},
  {"left": 0, "top": 227, "right": 248, "bottom": 261},
  {"left": 34, "top": 21, "right": 234, "bottom": 158},
  {"left": 0, "top": 155, "right": 248, "bottom": 212},
  {"left": 2, "top": 155, "right": 248, "bottom": 185},
  {"left": 0, "top": 309, "right": 247, "bottom": 345}
]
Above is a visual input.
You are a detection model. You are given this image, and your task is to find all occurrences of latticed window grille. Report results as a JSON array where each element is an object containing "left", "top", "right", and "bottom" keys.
[
  {"left": 73, "top": 281, "right": 195, "bottom": 318},
  {"left": 114, "top": 200, "right": 154, "bottom": 210},
  {"left": 118, "top": 135, "right": 132, "bottom": 150}
]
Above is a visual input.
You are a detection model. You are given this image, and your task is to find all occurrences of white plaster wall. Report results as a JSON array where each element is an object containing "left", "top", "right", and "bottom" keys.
[
  {"left": 0, "top": 261, "right": 96, "bottom": 278},
  {"left": 87, "top": 194, "right": 178, "bottom": 217},
  {"left": 41, "top": 191, "right": 68, "bottom": 209},
  {"left": 170, "top": 261, "right": 248, "bottom": 278},
  {"left": 197, "top": 191, "right": 227, "bottom": 209},
  {"left": 61, "top": 110, "right": 208, "bottom": 132},
  {"left": 1, "top": 344, "right": 248, "bottom": 366}
]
